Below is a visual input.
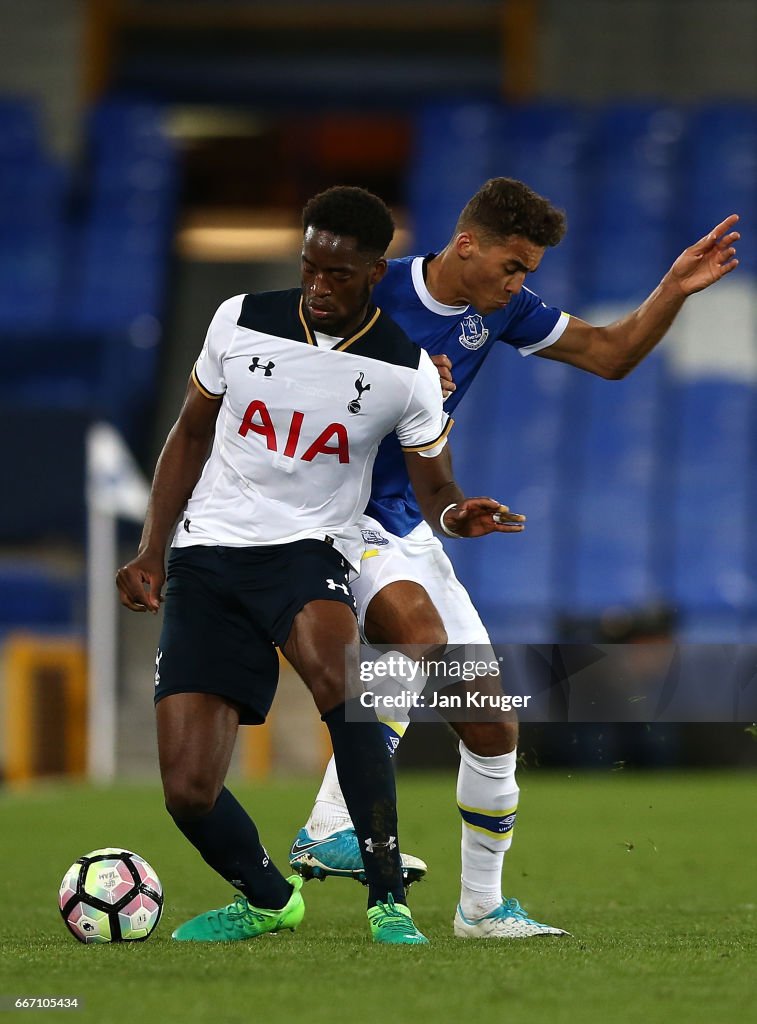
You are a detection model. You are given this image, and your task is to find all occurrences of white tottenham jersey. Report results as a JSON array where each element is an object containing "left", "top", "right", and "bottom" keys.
[{"left": 171, "top": 290, "right": 452, "bottom": 568}]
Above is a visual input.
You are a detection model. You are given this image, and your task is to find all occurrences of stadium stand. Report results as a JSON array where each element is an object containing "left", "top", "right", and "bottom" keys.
[
  {"left": 411, "top": 98, "right": 757, "bottom": 642},
  {"left": 0, "top": 562, "right": 82, "bottom": 639},
  {"left": 0, "top": 99, "right": 67, "bottom": 334},
  {"left": 493, "top": 102, "right": 591, "bottom": 312},
  {"left": 586, "top": 102, "right": 685, "bottom": 302},
  {"left": 1, "top": 93, "right": 755, "bottom": 643},
  {"left": 0, "top": 96, "right": 178, "bottom": 639},
  {"left": 408, "top": 101, "right": 500, "bottom": 253},
  {"left": 447, "top": 347, "right": 577, "bottom": 642},
  {"left": 0, "top": 97, "right": 179, "bottom": 549},
  {"left": 682, "top": 103, "right": 757, "bottom": 273},
  {"left": 668, "top": 379, "right": 755, "bottom": 640}
]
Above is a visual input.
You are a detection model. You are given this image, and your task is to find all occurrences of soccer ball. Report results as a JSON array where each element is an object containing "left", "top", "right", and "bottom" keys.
[{"left": 58, "top": 848, "right": 163, "bottom": 944}]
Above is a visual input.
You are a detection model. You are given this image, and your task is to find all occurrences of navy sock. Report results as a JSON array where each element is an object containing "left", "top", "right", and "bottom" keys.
[
  {"left": 322, "top": 700, "right": 405, "bottom": 908},
  {"left": 169, "top": 786, "right": 292, "bottom": 910}
]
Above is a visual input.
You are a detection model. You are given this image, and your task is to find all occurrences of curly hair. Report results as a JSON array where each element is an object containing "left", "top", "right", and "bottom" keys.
[
  {"left": 302, "top": 186, "right": 395, "bottom": 257},
  {"left": 455, "top": 178, "right": 567, "bottom": 248}
]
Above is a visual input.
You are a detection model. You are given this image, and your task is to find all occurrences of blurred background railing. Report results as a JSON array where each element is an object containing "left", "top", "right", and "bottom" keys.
[{"left": 1, "top": 0, "right": 756, "bottom": 780}]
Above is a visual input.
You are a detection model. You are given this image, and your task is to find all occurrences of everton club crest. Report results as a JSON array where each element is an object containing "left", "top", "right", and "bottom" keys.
[{"left": 458, "top": 314, "right": 489, "bottom": 350}]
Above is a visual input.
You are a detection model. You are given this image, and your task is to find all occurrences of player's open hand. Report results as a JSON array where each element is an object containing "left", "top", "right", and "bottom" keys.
[
  {"left": 443, "top": 498, "right": 525, "bottom": 538},
  {"left": 116, "top": 553, "right": 165, "bottom": 613},
  {"left": 430, "top": 353, "right": 456, "bottom": 401},
  {"left": 667, "top": 214, "right": 740, "bottom": 295}
]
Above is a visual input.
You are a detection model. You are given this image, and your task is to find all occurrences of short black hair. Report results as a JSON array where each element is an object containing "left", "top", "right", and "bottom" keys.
[
  {"left": 302, "top": 186, "right": 395, "bottom": 257},
  {"left": 456, "top": 177, "right": 567, "bottom": 248}
]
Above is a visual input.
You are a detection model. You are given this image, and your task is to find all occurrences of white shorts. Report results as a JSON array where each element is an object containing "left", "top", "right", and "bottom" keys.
[{"left": 353, "top": 514, "right": 492, "bottom": 645}]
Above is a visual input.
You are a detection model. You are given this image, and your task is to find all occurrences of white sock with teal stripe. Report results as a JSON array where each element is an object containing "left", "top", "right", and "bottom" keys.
[{"left": 457, "top": 741, "right": 519, "bottom": 919}]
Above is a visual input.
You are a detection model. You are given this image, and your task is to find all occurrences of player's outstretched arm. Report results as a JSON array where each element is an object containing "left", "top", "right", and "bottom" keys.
[
  {"left": 539, "top": 214, "right": 741, "bottom": 380},
  {"left": 404, "top": 446, "right": 525, "bottom": 539},
  {"left": 116, "top": 378, "right": 221, "bottom": 613}
]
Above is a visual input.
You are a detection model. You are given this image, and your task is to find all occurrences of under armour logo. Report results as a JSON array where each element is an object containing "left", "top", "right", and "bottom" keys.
[
  {"left": 183, "top": 517, "right": 191, "bottom": 532},
  {"left": 364, "top": 836, "right": 397, "bottom": 854},
  {"left": 326, "top": 578, "right": 349, "bottom": 595},
  {"left": 348, "top": 372, "right": 371, "bottom": 414},
  {"left": 249, "top": 357, "right": 275, "bottom": 376},
  {"left": 154, "top": 649, "right": 163, "bottom": 687}
]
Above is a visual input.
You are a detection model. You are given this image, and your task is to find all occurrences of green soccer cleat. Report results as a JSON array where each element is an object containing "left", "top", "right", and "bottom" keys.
[
  {"left": 171, "top": 874, "right": 304, "bottom": 942},
  {"left": 367, "top": 895, "right": 429, "bottom": 945}
]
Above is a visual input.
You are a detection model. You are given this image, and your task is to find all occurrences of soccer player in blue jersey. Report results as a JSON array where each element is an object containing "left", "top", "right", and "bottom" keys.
[{"left": 290, "top": 177, "right": 741, "bottom": 938}]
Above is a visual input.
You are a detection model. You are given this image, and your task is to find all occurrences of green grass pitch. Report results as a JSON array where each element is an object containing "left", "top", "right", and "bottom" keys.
[{"left": 1, "top": 769, "right": 756, "bottom": 1024}]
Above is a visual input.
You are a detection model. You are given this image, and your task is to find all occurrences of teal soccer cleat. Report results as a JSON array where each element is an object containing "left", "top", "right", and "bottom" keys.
[
  {"left": 453, "top": 898, "right": 569, "bottom": 939},
  {"left": 171, "top": 875, "right": 304, "bottom": 942},
  {"left": 368, "top": 895, "right": 429, "bottom": 945},
  {"left": 289, "top": 827, "right": 427, "bottom": 886}
]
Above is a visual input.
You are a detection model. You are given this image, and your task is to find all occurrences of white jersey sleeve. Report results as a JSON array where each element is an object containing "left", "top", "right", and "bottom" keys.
[
  {"left": 191, "top": 294, "right": 246, "bottom": 398},
  {"left": 395, "top": 347, "right": 453, "bottom": 454}
]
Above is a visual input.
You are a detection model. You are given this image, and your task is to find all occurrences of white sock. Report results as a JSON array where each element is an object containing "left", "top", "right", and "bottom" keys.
[
  {"left": 457, "top": 741, "right": 519, "bottom": 919},
  {"left": 304, "top": 756, "right": 353, "bottom": 838},
  {"left": 304, "top": 717, "right": 410, "bottom": 839}
]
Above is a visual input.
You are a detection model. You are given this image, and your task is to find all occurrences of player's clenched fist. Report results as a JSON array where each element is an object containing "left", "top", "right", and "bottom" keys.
[{"left": 116, "top": 553, "right": 165, "bottom": 613}]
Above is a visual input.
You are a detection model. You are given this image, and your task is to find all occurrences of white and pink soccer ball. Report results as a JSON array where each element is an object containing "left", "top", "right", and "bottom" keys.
[{"left": 58, "top": 848, "right": 163, "bottom": 944}]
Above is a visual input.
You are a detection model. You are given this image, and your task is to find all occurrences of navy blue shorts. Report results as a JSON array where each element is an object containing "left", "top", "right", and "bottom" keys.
[{"left": 153, "top": 540, "right": 355, "bottom": 725}]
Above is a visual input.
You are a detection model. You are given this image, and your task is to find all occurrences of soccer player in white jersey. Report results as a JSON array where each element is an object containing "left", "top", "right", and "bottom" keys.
[
  {"left": 291, "top": 178, "right": 741, "bottom": 938},
  {"left": 116, "top": 186, "right": 526, "bottom": 946}
]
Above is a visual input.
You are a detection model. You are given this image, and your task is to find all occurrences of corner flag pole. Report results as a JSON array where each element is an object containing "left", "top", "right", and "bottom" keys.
[{"left": 85, "top": 424, "right": 149, "bottom": 783}]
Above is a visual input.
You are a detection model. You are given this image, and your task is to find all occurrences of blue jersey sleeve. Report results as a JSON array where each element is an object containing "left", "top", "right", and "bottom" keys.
[{"left": 496, "top": 286, "right": 568, "bottom": 356}]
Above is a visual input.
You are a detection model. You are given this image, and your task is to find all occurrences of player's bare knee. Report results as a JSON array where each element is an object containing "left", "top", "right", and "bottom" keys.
[
  {"left": 365, "top": 583, "right": 447, "bottom": 649},
  {"left": 163, "top": 772, "right": 220, "bottom": 819},
  {"left": 401, "top": 616, "right": 448, "bottom": 651},
  {"left": 368, "top": 605, "right": 447, "bottom": 649},
  {"left": 306, "top": 668, "right": 348, "bottom": 716}
]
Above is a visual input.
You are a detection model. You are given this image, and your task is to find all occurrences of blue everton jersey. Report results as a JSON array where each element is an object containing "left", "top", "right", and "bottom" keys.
[{"left": 367, "top": 255, "right": 569, "bottom": 536}]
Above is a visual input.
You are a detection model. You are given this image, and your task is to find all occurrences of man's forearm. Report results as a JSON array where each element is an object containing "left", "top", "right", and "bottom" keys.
[
  {"left": 404, "top": 447, "right": 464, "bottom": 535},
  {"left": 599, "top": 275, "right": 687, "bottom": 377},
  {"left": 417, "top": 479, "right": 465, "bottom": 535}
]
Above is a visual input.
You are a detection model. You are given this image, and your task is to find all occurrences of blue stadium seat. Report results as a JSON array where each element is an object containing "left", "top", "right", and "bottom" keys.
[
  {"left": 668, "top": 380, "right": 754, "bottom": 617},
  {"left": 408, "top": 102, "right": 500, "bottom": 251},
  {"left": 0, "top": 97, "right": 43, "bottom": 162},
  {"left": 63, "top": 99, "right": 179, "bottom": 335},
  {"left": 682, "top": 104, "right": 757, "bottom": 273},
  {"left": 584, "top": 103, "right": 686, "bottom": 302},
  {"left": 674, "top": 609, "right": 753, "bottom": 644},
  {"left": 493, "top": 103, "right": 591, "bottom": 310},
  {"left": 0, "top": 562, "right": 83, "bottom": 633},
  {"left": 0, "top": 148, "right": 68, "bottom": 333},
  {"left": 564, "top": 353, "right": 667, "bottom": 612},
  {"left": 447, "top": 347, "right": 577, "bottom": 637}
]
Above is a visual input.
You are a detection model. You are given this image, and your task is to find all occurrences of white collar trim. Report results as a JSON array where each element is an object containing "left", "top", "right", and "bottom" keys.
[{"left": 411, "top": 257, "right": 469, "bottom": 317}]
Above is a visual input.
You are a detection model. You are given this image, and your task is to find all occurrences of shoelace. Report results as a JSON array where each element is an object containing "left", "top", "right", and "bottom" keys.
[
  {"left": 497, "top": 898, "right": 538, "bottom": 924},
  {"left": 225, "top": 895, "right": 270, "bottom": 926},
  {"left": 372, "top": 898, "right": 415, "bottom": 936}
]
